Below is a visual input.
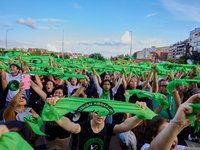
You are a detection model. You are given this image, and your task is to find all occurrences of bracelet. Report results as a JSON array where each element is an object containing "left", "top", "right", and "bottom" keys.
[
  {"left": 170, "top": 119, "right": 189, "bottom": 123},
  {"left": 159, "top": 104, "right": 163, "bottom": 108}
]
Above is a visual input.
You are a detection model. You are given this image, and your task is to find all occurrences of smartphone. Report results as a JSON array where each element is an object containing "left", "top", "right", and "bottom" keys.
[{"left": 22, "top": 74, "right": 30, "bottom": 89}]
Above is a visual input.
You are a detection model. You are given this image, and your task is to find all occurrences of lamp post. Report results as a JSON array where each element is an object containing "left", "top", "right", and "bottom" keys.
[
  {"left": 62, "top": 30, "right": 64, "bottom": 59},
  {"left": 130, "top": 31, "right": 132, "bottom": 57},
  {"left": 6, "top": 29, "right": 13, "bottom": 51}
]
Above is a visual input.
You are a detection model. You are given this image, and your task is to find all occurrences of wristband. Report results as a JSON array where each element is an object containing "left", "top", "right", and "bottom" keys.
[{"left": 159, "top": 104, "right": 163, "bottom": 108}]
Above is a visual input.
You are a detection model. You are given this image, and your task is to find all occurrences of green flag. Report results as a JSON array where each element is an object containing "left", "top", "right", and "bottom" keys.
[
  {"left": 24, "top": 115, "right": 48, "bottom": 136},
  {"left": 21, "top": 56, "right": 50, "bottom": 64},
  {"left": 0, "top": 132, "right": 34, "bottom": 150},
  {"left": 125, "top": 89, "right": 169, "bottom": 110},
  {"left": 41, "top": 97, "right": 157, "bottom": 121}
]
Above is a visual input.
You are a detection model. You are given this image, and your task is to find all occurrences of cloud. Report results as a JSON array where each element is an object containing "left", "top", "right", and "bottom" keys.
[
  {"left": 38, "top": 19, "right": 70, "bottom": 22},
  {"left": 46, "top": 44, "right": 60, "bottom": 52},
  {"left": 161, "top": 0, "right": 200, "bottom": 22},
  {"left": 0, "top": 23, "right": 10, "bottom": 28},
  {"left": 16, "top": 17, "right": 37, "bottom": 29},
  {"left": 145, "top": 12, "right": 157, "bottom": 18},
  {"left": 48, "top": 20, "right": 54, "bottom": 25},
  {"left": 73, "top": 3, "right": 81, "bottom": 9},
  {"left": 114, "top": 31, "right": 134, "bottom": 46},
  {"left": 38, "top": 27, "right": 50, "bottom": 29},
  {"left": 93, "top": 42, "right": 113, "bottom": 46},
  {"left": 140, "top": 38, "right": 162, "bottom": 45}
]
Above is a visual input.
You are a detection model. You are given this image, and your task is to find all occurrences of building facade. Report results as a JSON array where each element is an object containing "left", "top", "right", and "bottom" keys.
[{"left": 189, "top": 27, "right": 200, "bottom": 52}]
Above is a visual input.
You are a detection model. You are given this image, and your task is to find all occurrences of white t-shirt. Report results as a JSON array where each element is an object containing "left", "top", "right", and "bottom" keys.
[
  {"left": 67, "top": 82, "right": 80, "bottom": 97},
  {"left": 141, "top": 143, "right": 185, "bottom": 150},
  {"left": 6, "top": 72, "right": 23, "bottom": 102}
]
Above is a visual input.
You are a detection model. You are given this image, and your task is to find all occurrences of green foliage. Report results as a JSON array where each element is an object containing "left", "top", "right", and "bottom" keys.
[
  {"left": 89, "top": 53, "right": 104, "bottom": 60},
  {"left": 166, "top": 58, "right": 174, "bottom": 63},
  {"left": 177, "top": 54, "right": 191, "bottom": 64},
  {"left": 132, "top": 52, "right": 137, "bottom": 58},
  {"left": 31, "top": 50, "right": 41, "bottom": 56}
]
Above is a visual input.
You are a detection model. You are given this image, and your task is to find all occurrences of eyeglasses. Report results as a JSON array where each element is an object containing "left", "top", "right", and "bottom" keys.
[
  {"left": 21, "top": 96, "right": 27, "bottom": 100},
  {"left": 160, "top": 85, "right": 168, "bottom": 87}
]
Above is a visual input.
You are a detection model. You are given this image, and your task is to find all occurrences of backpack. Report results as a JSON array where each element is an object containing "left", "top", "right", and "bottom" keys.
[{"left": 14, "top": 107, "right": 33, "bottom": 122}]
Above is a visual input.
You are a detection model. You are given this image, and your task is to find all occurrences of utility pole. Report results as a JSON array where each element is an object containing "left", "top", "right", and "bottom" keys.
[
  {"left": 130, "top": 31, "right": 132, "bottom": 57},
  {"left": 6, "top": 29, "right": 13, "bottom": 51},
  {"left": 62, "top": 30, "right": 64, "bottom": 59}
]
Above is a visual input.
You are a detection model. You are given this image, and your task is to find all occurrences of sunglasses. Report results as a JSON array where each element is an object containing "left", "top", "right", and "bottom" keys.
[
  {"left": 21, "top": 96, "right": 27, "bottom": 100},
  {"left": 160, "top": 85, "right": 168, "bottom": 87}
]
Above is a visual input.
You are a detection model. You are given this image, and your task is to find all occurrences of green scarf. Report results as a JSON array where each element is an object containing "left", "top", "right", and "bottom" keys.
[
  {"left": 166, "top": 79, "right": 200, "bottom": 94},
  {"left": 21, "top": 56, "right": 50, "bottom": 64},
  {"left": 187, "top": 104, "right": 200, "bottom": 133},
  {"left": 125, "top": 89, "right": 169, "bottom": 110},
  {"left": 100, "top": 90, "right": 110, "bottom": 100},
  {"left": 24, "top": 115, "right": 48, "bottom": 136},
  {"left": 0, "top": 132, "right": 33, "bottom": 150},
  {"left": 41, "top": 97, "right": 157, "bottom": 121}
]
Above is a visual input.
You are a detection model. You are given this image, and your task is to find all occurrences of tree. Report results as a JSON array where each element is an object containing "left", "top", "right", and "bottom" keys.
[
  {"left": 116, "top": 54, "right": 124, "bottom": 59},
  {"left": 177, "top": 54, "right": 191, "bottom": 64},
  {"left": 166, "top": 58, "right": 174, "bottom": 63},
  {"left": 132, "top": 52, "right": 137, "bottom": 58},
  {"left": 31, "top": 50, "right": 41, "bottom": 56},
  {"left": 89, "top": 53, "right": 104, "bottom": 60},
  {"left": 58, "top": 53, "right": 70, "bottom": 59}
]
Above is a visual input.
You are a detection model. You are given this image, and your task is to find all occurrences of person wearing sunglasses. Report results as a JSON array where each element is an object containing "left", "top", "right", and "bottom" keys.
[{"left": 3, "top": 81, "right": 39, "bottom": 122}]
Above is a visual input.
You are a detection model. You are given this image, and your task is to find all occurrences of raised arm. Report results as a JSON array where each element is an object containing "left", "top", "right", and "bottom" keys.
[
  {"left": 30, "top": 80, "right": 47, "bottom": 102},
  {"left": 35, "top": 74, "right": 43, "bottom": 89},
  {"left": 152, "top": 65, "right": 158, "bottom": 93},
  {"left": 141, "top": 64, "right": 155, "bottom": 90},
  {"left": 1, "top": 65, "right": 7, "bottom": 91},
  {"left": 46, "top": 97, "right": 81, "bottom": 134},
  {"left": 3, "top": 82, "right": 25, "bottom": 119},
  {"left": 146, "top": 94, "right": 200, "bottom": 150},
  {"left": 113, "top": 101, "right": 146, "bottom": 134}
]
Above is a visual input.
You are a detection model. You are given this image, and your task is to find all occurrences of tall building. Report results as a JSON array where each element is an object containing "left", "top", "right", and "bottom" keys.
[
  {"left": 189, "top": 27, "right": 200, "bottom": 52},
  {"left": 168, "top": 40, "right": 187, "bottom": 61},
  {"left": 143, "top": 46, "right": 156, "bottom": 59}
]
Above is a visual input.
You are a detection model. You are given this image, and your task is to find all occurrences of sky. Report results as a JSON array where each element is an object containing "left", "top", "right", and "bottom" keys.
[{"left": 0, "top": 0, "right": 200, "bottom": 58}]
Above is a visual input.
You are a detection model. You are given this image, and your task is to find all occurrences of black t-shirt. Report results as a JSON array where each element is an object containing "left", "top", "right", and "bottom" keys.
[
  {"left": 45, "top": 113, "right": 71, "bottom": 140},
  {"left": 127, "top": 85, "right": 148, "bottom": 103},
  {"left": 78, "top": 121, "right": 115, "bottom": 150}
]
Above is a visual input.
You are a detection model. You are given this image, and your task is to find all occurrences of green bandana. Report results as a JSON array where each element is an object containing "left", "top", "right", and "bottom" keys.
[
  {"left": 24, "top": 115, "right": 48, "bottom": 136},
  {"left": 21, "top": 56, "right": 50, "bottom": 64},
  {"left": 41, "top": 97, "right": 157, "bottom": 121},
  {"left": 187, "top": 104, "right": 200, "bottom": 133},
  {"left": 0, "top": 132, "right": 33, "bottom": 150},
  {"left": 100, "top": 90, "right": 110, "bottom": 100},
  {"left": 166, "top": 79, "right": 200, "bottom": 94},
  {"left": 33, "top": 65, "right": 64, "bottom": 74},
  {"left": 125, "top": 89, "right": 169, "bottom": 110}
]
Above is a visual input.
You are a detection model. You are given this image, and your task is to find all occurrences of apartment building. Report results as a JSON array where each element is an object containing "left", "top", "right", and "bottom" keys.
[
  {"left": 167, "top": 40, "right": 187, "bottom": 61},
  {"left": 189, "top": 27, "right": 200, "bottom": 52}
]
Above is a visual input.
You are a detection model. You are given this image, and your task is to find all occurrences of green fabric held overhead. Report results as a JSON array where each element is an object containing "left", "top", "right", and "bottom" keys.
[
  {"left": 53, "top": 58, "right": 69, "bottom": 64},
  {"left": 34, "top": 65, "right": 64, "bottom": 74},
  {"left": 187, "top": 103, "right": 200, "bottom": 133},
  {"left": 0, "top": 63, "right": 11, "bottom": 73},
  {"left": 167, "top": 79, "right": 200, "bottom": 94},
  {"left": 0, "top": 56, "right": 10, "bottom": 63},
  {"left": 41, "top": 97, "right": 157, "bottom": 121},
  {"left": 24, "top": 115, "right": 48, "bottom": 136},
  {"left": 21, "top": 56, "right": 50, "bottom": 64},
  {"left": 125, "top": 89, "right": 169, "bottom": 110},
  {"left": 0, "top": 132, "right": 34, "bottom": 150},
  {"left": 26, "top": 71, "right": 85, "bottom": 80}
]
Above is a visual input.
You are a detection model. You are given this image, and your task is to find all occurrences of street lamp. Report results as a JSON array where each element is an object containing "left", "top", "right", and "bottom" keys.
[
  {"left": 130, "top": 31, "right": 132, "bottom": 57},
  {"left": 6, "top": 29, "right": 13, "bottom": 51}
]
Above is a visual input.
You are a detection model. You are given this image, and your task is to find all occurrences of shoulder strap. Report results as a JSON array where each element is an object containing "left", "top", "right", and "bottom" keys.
[{"left": 25, "top": 107, "right": 32, "bottom": 113}]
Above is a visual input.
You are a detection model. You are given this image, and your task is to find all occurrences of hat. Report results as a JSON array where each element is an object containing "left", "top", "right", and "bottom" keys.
[{"left": 10, "top": 64, "right": 21, "bottom": 70}]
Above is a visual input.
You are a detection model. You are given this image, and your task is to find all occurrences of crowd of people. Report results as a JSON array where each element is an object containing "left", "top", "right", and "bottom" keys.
[{"left": 0, "top": 52, "right": 200, "bottom": 150}]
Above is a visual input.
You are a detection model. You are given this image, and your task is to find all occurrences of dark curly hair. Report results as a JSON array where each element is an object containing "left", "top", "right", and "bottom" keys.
[{"left": 145, "top": 117, "right": 169, "bottom": 143}]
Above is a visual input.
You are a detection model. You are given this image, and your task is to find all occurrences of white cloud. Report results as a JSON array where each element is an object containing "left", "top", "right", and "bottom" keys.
[
  {"left": 161, "top": 0, "right": 200, "bottom": 22},
  {"left": 140, "top": 38, "right": 162, "bottom": 45},
  {"left": 73, "top": 3, "right": 81, "bottom": 9},
  {"left": 46, "top": 44, "right": 60, "bottom": 52},
  {"left": 48, "top": 20, "right": 54, "bottom": 25},
  {"left": 145, "top": 12, "right": 157, "bottom": 18},
  {"left": 104, "top": 38, "right": 110, "bottom": 41},
  {"left": 38, "top": 27, "right": 50, "bottom": 29},
  {"left": 38, "top": 19, "right": 70, "bottom": 22},
  {"left": 16, "top": 17, "right": 37, "bottom": 29}
]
